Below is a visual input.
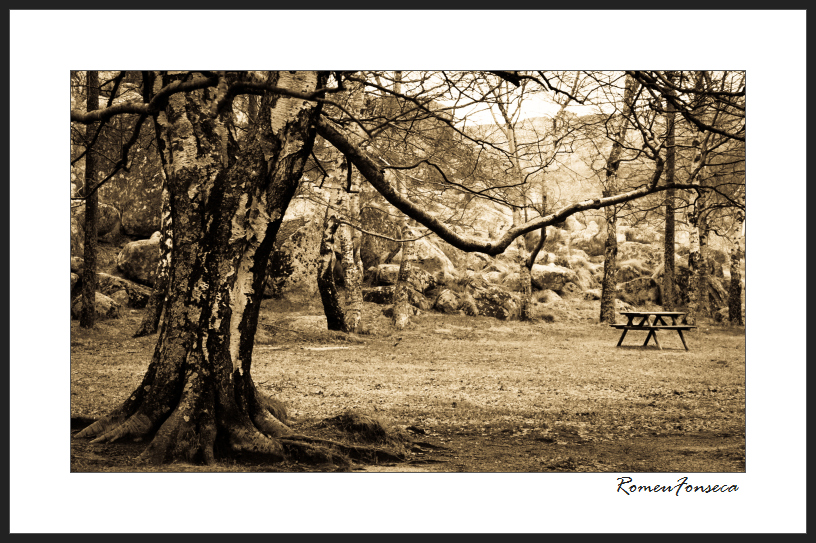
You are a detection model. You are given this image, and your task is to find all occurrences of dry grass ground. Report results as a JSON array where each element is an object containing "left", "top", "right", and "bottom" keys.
[{"left": 71, "top": 297, "right": 745, "bottom": 473}]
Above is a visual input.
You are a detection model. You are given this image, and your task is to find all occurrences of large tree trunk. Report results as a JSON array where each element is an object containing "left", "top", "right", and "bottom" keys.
[
  {"left": 80, "top": 71, "right": 99, "bottom": 329},
  {"left": 599, "top": 73, "right": 638, "bottom": 324},
  {"left": 662, "top": 72, "right": 677, "bottom": 310},
  {"left": 134, "top": 186, "right": 172, "bottom": 337},
  {"left": 77, "top": 71, "right": 328, "bottom": 464},
  {"left": 728, "top": 212, "right": 745, "bottom": 325}
]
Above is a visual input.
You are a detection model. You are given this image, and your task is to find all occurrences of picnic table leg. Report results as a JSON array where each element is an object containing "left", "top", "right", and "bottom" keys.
[
  {"left": 616, "top": 329, "right": 628, "bottom": 347},
  {"left": 677, "top": 329, "right": 689, "bottom": 351},
  {"left": 642, "top": 330, "right": 661, "bottom": 349}
]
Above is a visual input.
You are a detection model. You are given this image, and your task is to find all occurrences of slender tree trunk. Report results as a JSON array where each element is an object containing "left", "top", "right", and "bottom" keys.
[
  {"left": 340, "top": 173, "right": 363, "bottom": 333},
  {"left": 388, "top": 71, "right": 417, "bottom": 330},
  {"left": 728, "top": 212, "right": 745, "bottom": 325},
  {"left": 599, "top": 193, "right": 619, "bottom": 323},
  {"left": 599, "top": 74, "right": 638, "bottom": 324},
  {"left": 392, "top": 222, "right": 417, "bottom": 330},
  {"left": 317, "top": 189, "right": 345, "bottom": 331},
  {"left": 77, "top": 71, "right": 328, "bottom": 464},
  {"left": 134, "top": 186, "right": 172, "bottom": 337},
  {"left": 662, "top": 72, "right": 677, "bottom": 310},
  {"left": 80, "top": 71, "right": 99, "bottom": 329}
]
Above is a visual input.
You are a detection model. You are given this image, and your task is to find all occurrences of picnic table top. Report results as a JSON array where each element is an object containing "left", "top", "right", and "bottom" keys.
[{"left": 619, "top": 311, "right": 687, "bottom": 316}]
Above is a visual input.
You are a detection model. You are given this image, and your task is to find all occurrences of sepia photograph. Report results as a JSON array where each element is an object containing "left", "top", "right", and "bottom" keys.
[
  {"left": 9, "top": 9, "right": 806, "bottom": 534},
  {"left": 67, "top": 69, "right": 747, "bottom": 474}
]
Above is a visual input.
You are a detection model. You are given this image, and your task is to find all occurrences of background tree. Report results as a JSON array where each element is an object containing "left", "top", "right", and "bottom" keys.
[{"left": 79, "top": 70, "right": 99, "bottom": 329}]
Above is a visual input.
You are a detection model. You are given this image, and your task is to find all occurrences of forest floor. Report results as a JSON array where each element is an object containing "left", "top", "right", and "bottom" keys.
[{"left": 70, "top": 291, "right": 746, "bottom": 473}]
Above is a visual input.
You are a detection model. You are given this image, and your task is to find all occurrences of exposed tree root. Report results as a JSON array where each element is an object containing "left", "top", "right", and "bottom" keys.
[{"left": 74, "top": 412, "right": 154, "bottom": 443}]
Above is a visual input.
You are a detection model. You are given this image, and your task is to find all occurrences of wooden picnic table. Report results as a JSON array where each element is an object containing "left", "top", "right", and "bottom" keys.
[{"left": 610, "top": 311, "right": 697, "bottom": 351}]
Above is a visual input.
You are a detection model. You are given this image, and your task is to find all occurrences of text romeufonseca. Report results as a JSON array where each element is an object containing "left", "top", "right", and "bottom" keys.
[{"left": 617, "top": 476, "right": 738, "bottom": 496}]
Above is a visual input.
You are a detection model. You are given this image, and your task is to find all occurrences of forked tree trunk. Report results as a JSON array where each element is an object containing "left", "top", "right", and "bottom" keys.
[
  {"left": 728, "top": 212, "right": 745, "bottom": 325},
  {"left": 77, "top": 71, "right": 328, "bottom": 464},
  {"left": 80, "top": 70, "right": 99, "bottom": 329},
  {"left": 134, "top": 186, "right": 172, "bottom": 337}
]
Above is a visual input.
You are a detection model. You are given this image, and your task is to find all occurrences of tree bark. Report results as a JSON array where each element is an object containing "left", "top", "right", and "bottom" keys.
[
  {"left": 599, "top": 74, "right": 638, "bottom": 324},
  {"left": 685, "top": 72, "right": 711, "bottom": 326},
  {"left": 685, "top": 132, "right": 708, "bottom": 326},
  {"left": 80, "top": 71, "right": 99, "bottom": 329},
  {"left": 391, "top": 222, "right": 417, "bottom": 330},
  {"left": 340, "top": 175, "right": 363, "bottom": 333},
  {"left": 728, "top": 212, "right": 745, "bottom": 325},
  {"left": 662, "top": 71, "right": 677, "bottom": 310},
  {"left": 77, "top": 71, "right": 328, "bottom": 464},
  {"left": 317, "top": 189, "right": 345, "bottom": 331},
  {"left": 599, "top": 193, "right": 619, "bottom": 324},
  {"left": 134, "top": 186, "right": 172, "bottom": 337}
]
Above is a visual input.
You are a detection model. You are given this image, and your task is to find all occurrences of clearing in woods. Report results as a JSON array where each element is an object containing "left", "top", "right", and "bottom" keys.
[{"left": 70, "top": 297, "right": 745, "bottom": 473}]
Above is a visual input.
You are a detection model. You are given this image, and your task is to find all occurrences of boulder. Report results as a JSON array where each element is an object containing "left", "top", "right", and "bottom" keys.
[
  {"left": 70, "top": 273, "right": 79, "bottom": 295},
  {"left": 538, "top": 289, "right": 562, "bottom": 304},
  {"left": 463, "top": 272, "right": 492, "bottom": 291},
  {"left": 73, "top": 203, "right": 126, "bottom": 238},
  {"left": 583, "top": 288, "right": 602, "bottom": 301},
  {"left": 616, "top": 259, "right": 653, "bottom": 283},
  {"left": 361, "top": 285, "right": 429, "bottom": 310},
  {"left": 96, "top": 272, "right": 152, "bottom": 308},
  {"left": 358, "top": 207, "right": 401, "bottom": 271},
  {"left": 625, "top": 226, "right": 661, "bottom": 244},
  {"left": 483, "top": 258, "right": 513, "bottom": 275},
  {"left": 466, "top": 252, "right": 492, "bottom": 272},
  {"left": 120, "top": 174, "right": 164, "bottom": 238},
  {"left": 116, "top": 237, "right": 160, "bottom": 287},
  {"left": 616, "top": 277, "right": 661, "bottom": 307},
  {"left": 572, "top": 267, "right": 598, "bottom": 291},
  {"left": 70, "top": 212, "right": 83, "bottom": 257},
  {"left": 485, "top": 271, "right": 504, "bottom": 285},
  {"left": 530, "top": 264, "right": 578, "bottom": 292},
  {"left": 564, "top": 215, "right": 584, "bottom": 231},
  {"left": 500, "top": 272, "right": 528, "bottom": 293},
  {"left": 570, "top": 226, "right": 607, "bottom": 257},
  {"left": 71, "top": 292, "right": 121, "bottom": 321},
  {"left": 362, "top": 286, "right": 394, "bottom": 305},
  {"left": 70, "top": 256, "right": 84, "bottom": 274},
  {"left": 471, "top": 286, "right": 521, "bottom": 320},
  {"left": 110, "top": 290, "right": 130, "bottom": 308},
  {"left": 617, "top": 241, "right": 661, "bottom": 269},
  {"left": 265, "top": 218, "right": 322, "bottom": 302},
  {"left": 559, "top": 282, "right": 582, "bottom": 298},
  {"left": 433, "top": 289, "right": 461, "bottom": 314},
  {"left": 371, "top": 264, "right": 435, "bottom": 294},
  {"left": 371, "top": 264, "right": 401, "bottom": 286},
  {"left": 614, "top": 298, "right": 637, "bottom": 314},
  {"left": 392, "top": 237, "right": 457, "bottom": 279}
]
